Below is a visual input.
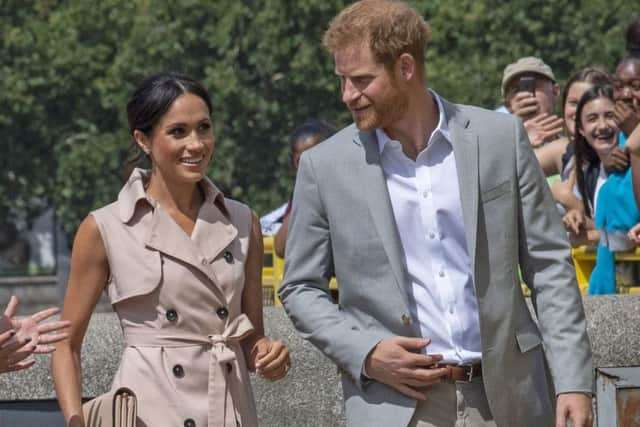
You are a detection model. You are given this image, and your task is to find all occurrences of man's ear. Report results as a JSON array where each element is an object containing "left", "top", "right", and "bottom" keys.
[
  {"left": 397, "top": 53, "right": 416, "bottom": 82},
  {"left": 552, "top": 83, "right": 560, "bottom": 98},
  {"left": 133, "top": 130, "right": 150, "bottom": 155}
]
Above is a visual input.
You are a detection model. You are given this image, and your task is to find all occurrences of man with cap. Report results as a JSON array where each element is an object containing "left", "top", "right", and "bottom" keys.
[{"left": 500, "top": 56, "right": 564, "bottom": 147}]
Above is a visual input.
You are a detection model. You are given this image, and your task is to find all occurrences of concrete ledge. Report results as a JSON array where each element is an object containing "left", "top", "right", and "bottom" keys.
[{"left": 1, "top": 296, "right": 639, "bottom": 426}]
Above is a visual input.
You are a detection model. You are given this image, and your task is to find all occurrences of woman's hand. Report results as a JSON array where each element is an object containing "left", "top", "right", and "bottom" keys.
[
  {"left": 250, "top": 336, "right": 290, "bottom": 381},
  {"left": 0, "top": 295, "right": 70, "bottom": 373},
  {"left": 563, "top": 209, "right": 585, "bottom": 235},
  {"left": 628, "top": 223, "right": 640, "bottom": 246}
]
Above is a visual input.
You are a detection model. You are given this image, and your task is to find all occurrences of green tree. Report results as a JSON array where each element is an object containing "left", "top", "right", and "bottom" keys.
[{"left": 1, "top": 0, "right": 638, "bottom": 237}]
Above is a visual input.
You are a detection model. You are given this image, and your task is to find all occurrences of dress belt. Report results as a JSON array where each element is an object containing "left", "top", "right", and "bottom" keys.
[
  {"left": 441, "top": 362, "right": 482, "bottom": 382},
  {"left": 124, "top": 314, "right": 255, "bottom": 427}
]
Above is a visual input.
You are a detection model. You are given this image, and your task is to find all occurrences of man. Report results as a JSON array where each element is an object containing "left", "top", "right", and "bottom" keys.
[
  {"left": 279, "top": 1, "right": 593, "bottom": 426},
  {"left": 500, "top": 56, "right": 564, "bottom": 148}
]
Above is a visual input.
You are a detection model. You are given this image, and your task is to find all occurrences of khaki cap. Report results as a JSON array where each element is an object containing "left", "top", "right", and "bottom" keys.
[{"left": 501, "top": 56, "right": 556, "bottom": 95}]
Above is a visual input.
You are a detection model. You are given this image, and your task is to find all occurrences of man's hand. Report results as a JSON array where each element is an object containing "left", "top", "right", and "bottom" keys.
[
  {"left": 603, "top": 146, "right": 629, "bottom": 174},
  {"left": 364, "top": 337, "right": 448, "bottom": 400},
  {"left": 614, "top": 100, "right": 640, "bottom": 137},
  {"left": 509, "top": 92, "right": 539, "bottom": 119},
  {"left": 556, "top": 392, "right": 593, "bottom": 427},
  {"left": 524, "top": 113, "right": 564, "bottom": 148}
]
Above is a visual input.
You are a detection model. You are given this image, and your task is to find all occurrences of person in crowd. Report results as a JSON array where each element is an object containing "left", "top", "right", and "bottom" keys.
[
  {"left": 543, "top": 68, "right": 615, "bottom": 212},
  {"left": 279, "top": 1, "right": 593, "bottom": 426},
  {"left": 273, "top": 119, "right": 335, "bottom": 258},
  {"left": 614, "top": 56, "right": 640, "bottom": 139},
  {"left": 626, "top": 123, "right": 640, "bottom": 243},
  {"left": 0, "top": 295, "right": 70, "bottom": 374},
  {"left": 563, "top": 84, "right": 640, "bottom": 294},
  {"left": 500, "top": 56, "right": 564, "bottom": 147},
  {"left": 52, "top": 72, "right": 290, "bottom": 427}
]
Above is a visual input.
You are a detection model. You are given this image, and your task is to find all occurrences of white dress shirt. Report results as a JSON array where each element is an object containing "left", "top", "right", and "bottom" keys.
[{"left": 376, "top": 91, "right": 482, "bottom": 364}]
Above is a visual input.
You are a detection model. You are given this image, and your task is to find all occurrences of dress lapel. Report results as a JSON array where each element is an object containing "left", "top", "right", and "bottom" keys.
[
  {"left": 442, "top": 100, "right": 479, "bottom": 271},
  {"left": 355, "top": 130, "right": 411, "bottom": 310}
]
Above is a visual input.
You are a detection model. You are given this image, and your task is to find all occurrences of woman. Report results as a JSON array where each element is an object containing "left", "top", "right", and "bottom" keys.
[
  {"left": 52, "top": 72, "right": 290, "bottom": 426},
  {"left": 1, "top": 295, "right": 70, "bottom": 373},
  {"left": 563, "top": 84, "right": 640, "bottom": 293},
  {"left": 273, "top": 119, "right": 334, "bottom": 258},
  {"left": 539, "top": 67, "right": 613, "bottom": 212}
]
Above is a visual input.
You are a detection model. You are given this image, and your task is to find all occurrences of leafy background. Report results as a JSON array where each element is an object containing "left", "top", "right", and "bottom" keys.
[{"left": 1, "top": 0, "right": 638, "bottom": 237}]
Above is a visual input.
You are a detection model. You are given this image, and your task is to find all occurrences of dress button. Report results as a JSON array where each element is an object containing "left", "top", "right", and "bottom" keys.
[
  {"left": 166, "top": 309, "right": 178, "bottom": 322},
  {"left": 223, "top": 251, "right": 234, "bottom": 263},
  {"left": 201, "top": 258, "right": 208, "bottom": 266},
  {"left": 216, "top": 307, "right": 229, "bottom": 319},
  {"left": 226, "top": 362, "right": 233, "bottom": 373},
  {"left": 184, "top": 419, "right": 196, "bottom": 427},
  {"left": 173, "top": 364, "right": 185, "bottom": 378}
]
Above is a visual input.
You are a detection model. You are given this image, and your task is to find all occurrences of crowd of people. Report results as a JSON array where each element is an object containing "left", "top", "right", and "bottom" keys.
[{"left": 1, "top": 1, "right": 639, "bottom": 426}]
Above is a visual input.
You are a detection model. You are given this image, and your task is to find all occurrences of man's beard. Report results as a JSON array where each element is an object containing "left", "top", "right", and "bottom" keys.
[{"left": 352, "top": 84, "right": 408, "bottom": 131}]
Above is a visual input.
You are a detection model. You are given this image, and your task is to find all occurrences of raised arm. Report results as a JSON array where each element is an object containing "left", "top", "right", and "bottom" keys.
[{"left": 51, "top": 215, "right": 109, "bottom": 427}]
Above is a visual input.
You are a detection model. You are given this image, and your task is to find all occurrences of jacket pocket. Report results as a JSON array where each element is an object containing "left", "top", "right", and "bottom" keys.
[
  {"left": 481, "top": 180, "right": 511, "bottom": 203},
  {"left": 515, "top": 326, "right": 542, "bottom": 353}
]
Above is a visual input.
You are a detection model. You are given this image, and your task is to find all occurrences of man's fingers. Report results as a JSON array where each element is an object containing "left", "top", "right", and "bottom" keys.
[
  {"left": 402, "top": 367, "right": 449, "bottom": 386},
  {"left": 394, "top": 336, "right": 430, "bottom": 351}
]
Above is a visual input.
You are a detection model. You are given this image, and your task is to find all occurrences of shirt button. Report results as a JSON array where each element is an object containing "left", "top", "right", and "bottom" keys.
[
  {"left": 439, "top": 270, "right": 445, "bottom": 277},
  {"left": 184, "top": 419, "right": 196, "bottom": 427},
  {"left": 422, "top": 190, "right": 429, "bottom": 198},
  {"left": 223, "top": 251, "right": 234, "bottom": 263},
  {"left": 173, "top": 364, "right": 185, "bottom": 378},
  {"left": 429, "top": 231, "right": 436, "bottom": 239},
  {"left": 166, "top": 309, "right": 178, "bottom": 322},
  {"left": 216, "top": 307, "right": 229, "bottom": 319},
  {"left": 449, "top": 306, "right": 454, "bottom": 314}
]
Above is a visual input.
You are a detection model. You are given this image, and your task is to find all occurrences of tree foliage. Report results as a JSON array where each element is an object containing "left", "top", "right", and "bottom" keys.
[{"left": 1, "top": 0, "right": 638, "bottom": 236}]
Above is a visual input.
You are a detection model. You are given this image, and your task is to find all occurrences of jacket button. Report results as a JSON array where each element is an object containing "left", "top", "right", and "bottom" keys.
[
  {"left": 223, "top": 251, "right": 234, "bottom": 263},
  {"left": 216, "top": 307, "right": 229, "bottom": 319},
  {"left": 184, "top": 419, "right": 196, "bottom": 427},
  {"left": 166, "top": 309, "right": 178, "bottom": 322},
  {"left": 173, "top": 364, "right": 185, "bottom": 378},
  {"left": 226, "top": 362, "right": 233, "bottom": 373},
  {"left": 401, "top": 314, "right": 411, "bottom": 325}
]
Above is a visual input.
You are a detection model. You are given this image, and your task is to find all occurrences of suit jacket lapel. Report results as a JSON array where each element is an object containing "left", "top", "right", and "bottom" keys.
[
  {"left": 356, "top": 130, "right": 411, "bottom": 310},
  {"left": 443, "top": 100, "right": 479, "bottom": 271}
]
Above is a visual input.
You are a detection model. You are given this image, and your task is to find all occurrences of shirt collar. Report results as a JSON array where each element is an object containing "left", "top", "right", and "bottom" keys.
[
  {"left": 376, "top": 89, "right": 451, "bottom": 154},
  {"left": 117, "top": 168, "right": 228, "bottom": 223}
]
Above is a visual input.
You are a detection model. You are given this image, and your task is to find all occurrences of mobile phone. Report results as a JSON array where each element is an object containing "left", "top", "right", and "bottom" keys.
[{"left": 518, "top": 76, "right": 536, "bottom": 95}]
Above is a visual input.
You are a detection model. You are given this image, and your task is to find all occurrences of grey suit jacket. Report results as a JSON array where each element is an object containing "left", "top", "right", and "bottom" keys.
[{"left": 279, "top": 99, "right": 593, "bottom": 427}]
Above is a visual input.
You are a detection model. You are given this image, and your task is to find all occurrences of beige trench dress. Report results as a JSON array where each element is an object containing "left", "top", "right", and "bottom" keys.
[{"left": 91, "top": 169, "right": 258, "bottom": 427}]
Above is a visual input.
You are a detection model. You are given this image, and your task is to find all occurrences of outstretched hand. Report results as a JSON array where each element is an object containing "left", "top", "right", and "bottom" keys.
[
  {"left": 364, "top": 337, "right": 448, "bottom": 400},
  {"left": 0, "top": 295, "right": 71, "bottom": 373},
  {"left": 249, "top": 336, "right": 290, "bottom": 381}
]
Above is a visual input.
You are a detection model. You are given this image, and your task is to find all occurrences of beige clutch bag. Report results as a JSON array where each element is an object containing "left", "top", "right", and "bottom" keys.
[{"left": 82, "top": 387, "right": 137, "bottom": 427}]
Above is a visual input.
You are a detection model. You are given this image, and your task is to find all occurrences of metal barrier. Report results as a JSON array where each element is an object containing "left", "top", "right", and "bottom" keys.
[{"left": 571, "top": 246, "right": 640, "bottom": 294}]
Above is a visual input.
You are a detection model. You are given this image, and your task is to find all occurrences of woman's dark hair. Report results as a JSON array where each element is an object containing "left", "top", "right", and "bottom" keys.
[
  {"left": 574, "top": 83, "right": 615, "bottom": 218},
  {"left": 288, "top": 119, "right": 335, "bottom": 166},
  {"left": 561, "top": 68, "right": 611, "bottom": 129},
  {"left": 122, "top": 72, "right": 213, "bottom": 178}
]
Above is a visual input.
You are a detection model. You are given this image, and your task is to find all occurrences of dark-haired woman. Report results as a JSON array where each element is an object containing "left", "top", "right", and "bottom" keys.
[
  {"left": 563, "top": 84, "right": 640, "bottom": 294},
  {"left": 52, "top": 72, "right": 290, "bottom": 427},
  {"left": 273, "top": 120, "right": 334, "bottom": 258}
]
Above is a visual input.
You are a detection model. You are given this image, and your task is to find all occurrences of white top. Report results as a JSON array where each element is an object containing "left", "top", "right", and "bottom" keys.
[
  {"left": 376, "top": 91, "right": 482, "bottom": 364},
  {"left": 259, "top": 202, "right": 288, "bottom": 236}
]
